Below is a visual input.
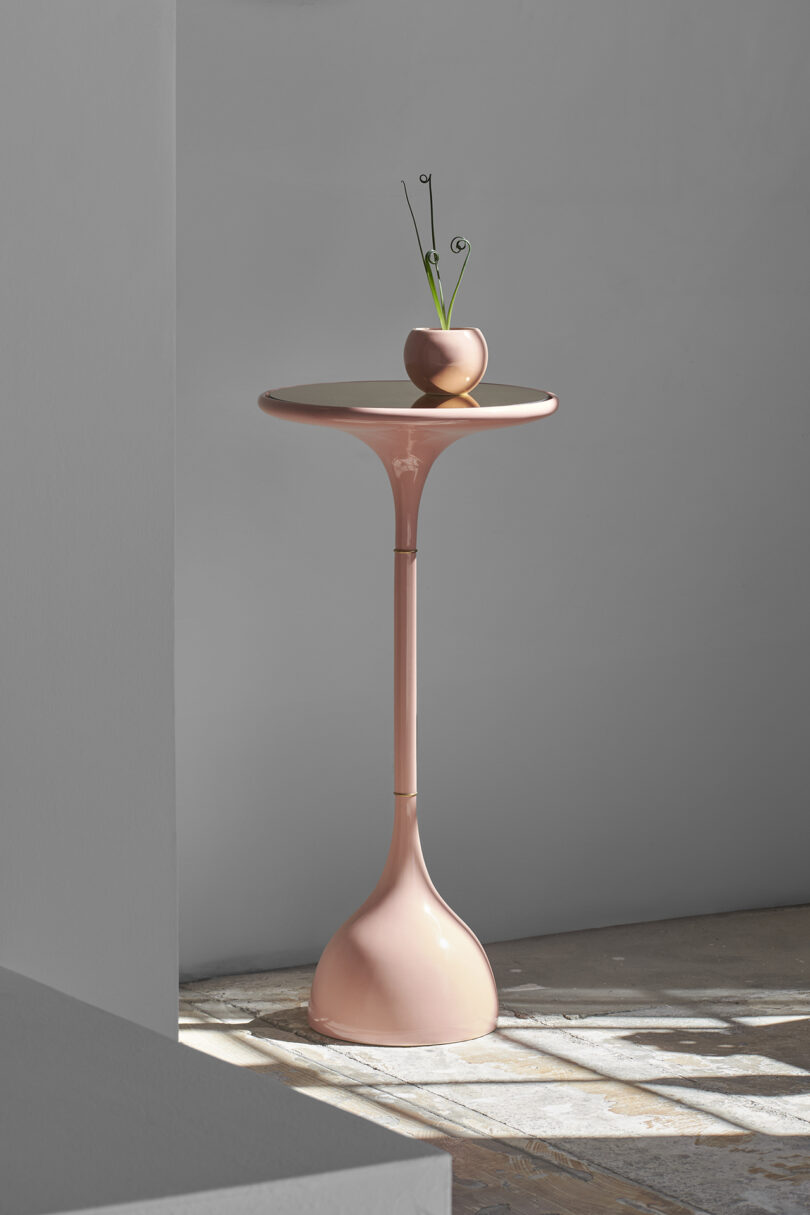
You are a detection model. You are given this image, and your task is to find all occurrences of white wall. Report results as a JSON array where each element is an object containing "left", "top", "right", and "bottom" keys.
[
  {"left": 178, "top": 0, "right": 810, "bottom": 980},
  {"left": 0, "top": 1, "right": 176, "bottom": 1035}
]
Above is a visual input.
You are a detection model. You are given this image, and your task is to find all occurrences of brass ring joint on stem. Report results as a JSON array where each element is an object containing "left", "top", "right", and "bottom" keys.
[
  {"left": 393, "top": 791, "right": 417, "bottom": 798},
  {"left": 393, "top": 548, "right": 417, "bottom": 554}
]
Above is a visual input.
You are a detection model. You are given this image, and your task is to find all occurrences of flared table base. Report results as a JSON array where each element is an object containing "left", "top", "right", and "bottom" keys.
[{"left": 307, "top": 810, "right": 499, "bottom": 1046}]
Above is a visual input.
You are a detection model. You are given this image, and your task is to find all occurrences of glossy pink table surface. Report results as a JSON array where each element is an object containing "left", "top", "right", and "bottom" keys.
[
  {"left": 260, "top": 378, "right": 556, "bottom": 425},
  {"left": 259, "top": 381, "right": 558, "bottom": 1045}
]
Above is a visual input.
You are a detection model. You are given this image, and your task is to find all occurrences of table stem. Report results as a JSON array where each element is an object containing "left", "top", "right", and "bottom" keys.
[
  {"left": 304, "top": 418, "right": 500, "bottom": 1045},
  {"left": 377, "top": 439, "right": 451, "bottom": 869},
  {"left": 393, "top": 548, "right": 417, "bottom": 798}
]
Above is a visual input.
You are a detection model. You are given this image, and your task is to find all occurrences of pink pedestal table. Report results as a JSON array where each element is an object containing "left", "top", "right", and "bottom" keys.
[{"left": 259, "top": 380, "right": 558, "bottom": 1046}]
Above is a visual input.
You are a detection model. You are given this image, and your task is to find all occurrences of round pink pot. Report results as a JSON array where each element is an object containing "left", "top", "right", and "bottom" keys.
[{"left": 404, "top": 327, "right": 488, "bottom": 395}]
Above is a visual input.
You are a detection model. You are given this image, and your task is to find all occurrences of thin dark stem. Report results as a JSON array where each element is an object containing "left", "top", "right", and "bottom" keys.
[
  {"left": 401, "top": 180, "right": 425, "bottom": 262},
  {"left": 419, "top": 173, "right": 444, "bottom": 316},
  {"left": 420, "top": 173, "right": 436, "bottom": 253}
]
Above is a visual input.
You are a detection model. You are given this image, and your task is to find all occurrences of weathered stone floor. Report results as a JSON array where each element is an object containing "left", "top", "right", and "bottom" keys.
[{"left": 180, "top": 906, "right": 810, "bottom": 1215}]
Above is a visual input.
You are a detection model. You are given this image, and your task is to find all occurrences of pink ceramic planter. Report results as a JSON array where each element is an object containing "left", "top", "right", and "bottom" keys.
[
  {"left": 259, "top": 380, "right": 558, "bottom": 1046},
  {"left": 404, "top": 327, "right": 488, "bottom": 395}
]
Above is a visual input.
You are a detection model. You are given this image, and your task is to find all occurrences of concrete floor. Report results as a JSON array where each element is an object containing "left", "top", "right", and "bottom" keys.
[{"left": 180, "top": 906, "right": 810, "bottom": 1215}]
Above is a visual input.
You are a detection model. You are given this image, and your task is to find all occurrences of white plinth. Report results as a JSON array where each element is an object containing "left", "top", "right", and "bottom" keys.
[{"left": 0, "top": 966, "right": 449, "bottom": 1214}]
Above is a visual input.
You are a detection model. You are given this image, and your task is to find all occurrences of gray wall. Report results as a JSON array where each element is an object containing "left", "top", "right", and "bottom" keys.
[
  {"left": 0, "top": 1, "right": 176, "bottom": 1034},
  {"left": 178, "top": 0, "right": 810, "bottom": 980}
]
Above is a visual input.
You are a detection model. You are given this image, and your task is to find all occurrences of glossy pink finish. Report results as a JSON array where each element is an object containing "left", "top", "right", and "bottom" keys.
[
  {"left": 404, "top": 327, "right": 488, "bottom": 395},
  {"left": 259, "top": 381, "right": 558, "bottom": 1045}
]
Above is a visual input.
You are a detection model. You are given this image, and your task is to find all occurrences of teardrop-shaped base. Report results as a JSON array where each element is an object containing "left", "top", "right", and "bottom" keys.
[{"left": 308, "top": 862, "right": 498, "bottom": 1046}]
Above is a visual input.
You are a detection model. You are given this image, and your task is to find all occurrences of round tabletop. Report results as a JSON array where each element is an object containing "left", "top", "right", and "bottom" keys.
[{"left": 259, "top": 380, "right": 557, "bottom": 427}]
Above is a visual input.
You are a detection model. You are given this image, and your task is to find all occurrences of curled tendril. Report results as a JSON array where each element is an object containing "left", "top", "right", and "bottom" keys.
[
  {"left": 445, "top": 236, "right": 471, "bottom": 328},
  {"left": 422, "top": 249, "right": 444, "bottom": 321},
  {"left": 401, "top": 175, "right": 471, "bottom": 329}
]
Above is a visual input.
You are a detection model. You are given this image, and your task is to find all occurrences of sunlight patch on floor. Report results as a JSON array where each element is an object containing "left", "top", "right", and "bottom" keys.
[{"left": 180, "top": 906, "right": 810, "bottom": 1215}]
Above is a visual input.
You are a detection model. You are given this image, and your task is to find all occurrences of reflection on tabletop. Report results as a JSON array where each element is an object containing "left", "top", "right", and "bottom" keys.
[{"left": 410, "top": 392, "right": 481, "bottom": 409}]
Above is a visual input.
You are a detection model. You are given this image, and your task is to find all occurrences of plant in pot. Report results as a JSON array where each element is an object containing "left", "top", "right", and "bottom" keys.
[{"left": 401, "top": 173, "right": 487, "bottom": 396}]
